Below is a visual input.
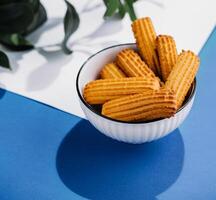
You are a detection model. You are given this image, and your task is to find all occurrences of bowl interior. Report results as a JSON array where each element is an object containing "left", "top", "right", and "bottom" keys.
[
  {"left": 77, "top": 43, "right": 136, "bottom": 95},
  {"left": 77, "top": 43, "right": 196, "bottom": 124}
]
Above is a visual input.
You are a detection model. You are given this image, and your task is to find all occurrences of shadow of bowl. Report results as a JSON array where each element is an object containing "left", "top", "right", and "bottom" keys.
[{"left": 56, "top": 120, "right": 184, "bottom": 200}]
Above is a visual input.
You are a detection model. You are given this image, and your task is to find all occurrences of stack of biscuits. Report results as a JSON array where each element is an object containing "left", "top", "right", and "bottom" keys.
[{"left": 83, "top": 17, "right": 200, "bottom": 122}]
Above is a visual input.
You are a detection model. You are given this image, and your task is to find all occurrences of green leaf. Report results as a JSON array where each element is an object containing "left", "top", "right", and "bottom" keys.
[
  {"left": 103, "top": 0, "right": 137, "bottom": 20},
  {"left": 124, "top": 0, "right": 137, "bottom": 21},
  {"left": 0, "top": 33, "right": 33, "bottom": 51},
  {"left": 0, "top": 0, "right": 25, "bottom": 5},
  {"left": 62, "top": 1, "right": 80, "bottom": 54},
  {"left": 118, "top": 1, "right": 126, "bottom": 18},
  {"left": 103, "top": 0, "right": 120, "bottom": 17},
  {"left": 0, "top": 2, "right": 34, "bottom": 34},
  {"left": 0, "top": 50, "right": 11, "bottom": 70},
  {"left": 0, "top": 1, "right": 46, "bottom": 50},
  {"left": 27, "top": 0, "right": 40, "bottom": 12},
  {"left": 24, "top": 2, "right": 47, "bottom": 35}
]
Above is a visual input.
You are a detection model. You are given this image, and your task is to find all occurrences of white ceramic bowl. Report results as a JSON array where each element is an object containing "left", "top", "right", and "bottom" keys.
[{"left": 76, "top": 44, "right": 196, "bottom": 144}]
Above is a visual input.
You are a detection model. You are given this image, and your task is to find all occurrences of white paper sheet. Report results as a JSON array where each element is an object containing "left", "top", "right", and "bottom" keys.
[{"left": 0, "top": 0, "right": 215, "bottom": 118}]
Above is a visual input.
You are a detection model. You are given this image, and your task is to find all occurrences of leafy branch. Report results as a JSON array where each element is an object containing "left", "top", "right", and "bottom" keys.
[
  {"left": 103, "top": 0, "right": 137, "bottom": 21},
  {"left": 0, "top": 0, "right": 138, "bottom": 69}
]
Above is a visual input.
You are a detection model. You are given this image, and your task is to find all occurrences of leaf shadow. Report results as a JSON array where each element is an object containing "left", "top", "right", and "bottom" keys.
[
  {"left": 0, "top": 17, "right": 62, "bottom": 74},
  {"left": 80, "top": 1, "right": 103, "bottom": 13},
  {"left": 26, "top": 47, "right": 72, "bottom": 91},
  {"left": 143, "top": 0, "right": 165, "bottom": 8},
  {"left": 27, "top": 17, "right": 62, "bottom": 45},
  {"left": 6, "top": 52, "right": 23, "bottom": 73},
  {"left": 0, "top": 17, "right": 74, "bottom": 92},
  {"left": 70, "top": 16, "right": 122, "bottom": 50}
]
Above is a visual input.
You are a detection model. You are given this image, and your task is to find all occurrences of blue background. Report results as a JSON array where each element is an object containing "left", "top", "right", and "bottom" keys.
[{"left": 0, "top": 28, "right": 215, "bottom": 200}]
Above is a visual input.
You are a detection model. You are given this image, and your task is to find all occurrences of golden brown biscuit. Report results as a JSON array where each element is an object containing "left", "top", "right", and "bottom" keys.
[
  {"left": 84, "top": 77, "right": 160, "bottom": 104},
  {"left": 156, "top": 35, "right": 178, "bottom": 81},
  {"left": 100, "top": 62, "right": 126, "bottom": 79},
  {"left": 116, "top": 48, "right": 157, "bottom": 80},
  {"left": 131, "top": 17, "right": 160, "bottom": 75},
  {"left": 165, "top": 50, "right": 200, "bottom": 108},
  {"left": 102, "top": 89, "right": 177, "bottom": 122}
]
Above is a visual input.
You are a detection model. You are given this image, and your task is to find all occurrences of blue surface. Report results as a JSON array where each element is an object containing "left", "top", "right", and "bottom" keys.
[{"left": 0, "top": 27, "right": 216, "bottom": 200}]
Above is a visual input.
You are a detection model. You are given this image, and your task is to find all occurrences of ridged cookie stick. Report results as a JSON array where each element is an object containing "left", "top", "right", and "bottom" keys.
[
  {"left": 156, "top": 35, "right": 178, "bottom": 81},
  {"left": 84, "top": 77, "right": 160, "bottom": 104},
  {"left": 165, "top": 50, "right": 200, "bottom": 108},
  {"left": 102, "top": 89, "right": 177, "bottom": 122},
  {"left": 116, "top": 48, "right": 157, "bottom": 80},
  {"left": 100, "top": 62, "right": 126, "bottom": 79},
  {"left": 131, "top": 17, "right": 160, "bottom": 75}
]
